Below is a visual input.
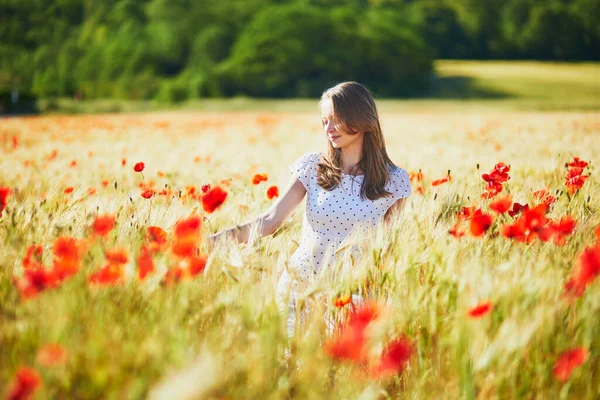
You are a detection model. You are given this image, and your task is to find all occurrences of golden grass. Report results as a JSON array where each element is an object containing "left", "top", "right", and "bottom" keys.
[{"left": 0, "top": 108, "right": 599, "bottom": 398}]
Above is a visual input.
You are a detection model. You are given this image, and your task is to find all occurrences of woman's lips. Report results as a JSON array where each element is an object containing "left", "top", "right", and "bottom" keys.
[{"left": 329, "top": 135, "right": 340, "bottom": 141}]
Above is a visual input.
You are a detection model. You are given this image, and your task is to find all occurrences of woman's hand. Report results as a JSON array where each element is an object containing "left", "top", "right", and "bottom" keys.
[{"left": 205, "top": 176, "right": 307, "bottom": 251}]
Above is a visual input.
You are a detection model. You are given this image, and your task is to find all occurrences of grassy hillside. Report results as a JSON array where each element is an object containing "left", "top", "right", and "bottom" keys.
[
  {"left": 30, "top": 61, "right": 600, "bottom": 115},
  {"left": 430, "top": 60, "right": 600, "bottom": 108}
]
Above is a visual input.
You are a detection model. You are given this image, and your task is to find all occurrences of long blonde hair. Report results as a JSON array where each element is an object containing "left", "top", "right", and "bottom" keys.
[{"left": 317, "top": 81, "right": 394, "bottom": 201}]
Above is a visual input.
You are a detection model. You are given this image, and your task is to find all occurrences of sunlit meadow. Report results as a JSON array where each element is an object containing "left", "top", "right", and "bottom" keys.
[{"left": 1, "top": 108, "right": 599, "bottom": 399}]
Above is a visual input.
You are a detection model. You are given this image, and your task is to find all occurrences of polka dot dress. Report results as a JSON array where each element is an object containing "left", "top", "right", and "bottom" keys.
[
  {"left": 277, "top": 151, "right": 411, "bottom": 336},
  {"left": 288, "top": 151, "right": 411, "bottom": 278}
]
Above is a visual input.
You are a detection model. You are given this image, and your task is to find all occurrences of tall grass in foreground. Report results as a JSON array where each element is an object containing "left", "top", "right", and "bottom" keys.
[{"left": 0, "top": 110, "right": 599, "bottom": 399}]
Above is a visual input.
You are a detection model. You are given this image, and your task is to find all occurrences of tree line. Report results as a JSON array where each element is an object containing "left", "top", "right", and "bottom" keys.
[{"left": 1, "top": 0, "right": 598, "bottom": 102}]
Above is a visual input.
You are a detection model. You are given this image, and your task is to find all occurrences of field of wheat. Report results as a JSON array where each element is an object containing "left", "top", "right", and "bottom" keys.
[{"left": 1, "top": 108, "right": 599, "bottom": 399}]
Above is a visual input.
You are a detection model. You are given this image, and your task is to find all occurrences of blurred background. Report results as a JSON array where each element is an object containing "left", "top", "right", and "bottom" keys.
[{"left": 1, "top": 0, "right": 599, "bottom": 114}]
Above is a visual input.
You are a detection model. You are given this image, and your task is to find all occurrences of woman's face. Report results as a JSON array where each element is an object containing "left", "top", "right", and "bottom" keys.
[{"left": 320, "top": 98, "right": 364, "bottom": 151}]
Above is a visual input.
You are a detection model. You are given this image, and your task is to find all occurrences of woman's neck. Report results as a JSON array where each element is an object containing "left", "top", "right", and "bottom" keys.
[{"left": 341, "top": 145, "right": 363, "bottom": 175}]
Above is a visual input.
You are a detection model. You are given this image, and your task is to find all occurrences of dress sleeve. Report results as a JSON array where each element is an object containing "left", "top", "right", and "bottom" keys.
[
  {"left": 289, "top": 152, "right": 318, "bottom": 190},
  {"left": 389, "top": 167, "right": 411, "bottom": 200}
]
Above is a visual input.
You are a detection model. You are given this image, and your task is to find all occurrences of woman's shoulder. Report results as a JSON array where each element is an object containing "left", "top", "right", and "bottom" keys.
[
  {"left": 289, "top": 151, "right": 323, "bottom": 187},
  {"left": 292, "top": 151, "right": 323, "bottom": 167},
  {"left": 387, "top": 162, "right": 408, "bottom": 178},
  {"left": 386, "top": 162, "right": 411, "bottom": 198},
  {"left": 303, "top": 151, "right": 323, "bottom": 162}
]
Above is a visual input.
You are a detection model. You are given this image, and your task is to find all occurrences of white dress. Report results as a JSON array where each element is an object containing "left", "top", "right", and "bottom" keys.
[{"left": 277, "top": 151, "right": 411, "bottom": 334}]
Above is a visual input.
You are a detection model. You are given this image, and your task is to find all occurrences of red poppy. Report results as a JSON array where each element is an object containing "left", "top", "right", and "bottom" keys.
[
  {"left": 146, "top": 226, "right": 168, "bottom": 251},
  {"left": 533, "top": 188, "right": 556, "bottom": 207},
  {"left": 53, "top": 237, "right": 82, "bottom": 261},
  {"left": 458, "top": 206, "right": 477, "bottom": 221},
  {"left": 141, "top": 189, "right": 154, "bottom": 199},
  {"left": 202, "top": 186, "right": 228, "bottom": 213},
  {"left": 201, "top": 184, "right": 211, "bottom": 194},
  {"left": 13, "top": 268, "right": 58, "bottom": 299},
  {"left": 187, "top": 255, "right": 208, "bottom": 276},
  {"left": 522, "top": 204, "right": 548, "bottom": 232},
  {"left": 552, "top": 348, "right": 588, "bottom": 382},
  {"left": 186, "top": 186, "right": 196, "bottom": 196},
  {"left": 105, "top": 249, "right": 128, "bottom": 265},
  {"left": 324, "top": 303, "right": 379, "bottom": 363},
  {"left": 595, "top": 225, "right": 600, "bottom": 241},
  {"left": 565, "top": 167, "right": 589, "bottom": 195},
  {"left": 334, "top": 294, "right": 352, "bottom": 307},
  {"left": 121, "top": 158, "right": 126, "bottom": 166},
  {"left": 409, "top": 171, "right": 424, "bottom": 183},
  {"left": 92, "top": 214, "right": 115, "bottom": 237},
  {"left": 481, "top": 163, "right": 511, "bottom": 199},
  {"left": 371, "top": 336, "right": 414, "bottom": 378},
  {"left": 431, "top": 174, "right": 451, "bottom": 187},
  {"left": 5, "top": 366, "right": 41, "bottom": 400},
  {"left": 69, "top": 159, "right": 77, "bottom": 167},
  {"left": 489, "top": 195, "right": 512, "bottom": 214},
  {"left": 52, "top": 236, "right": 81, "bottom": 280},
  {"left": 481, "top": 180, "right": 504, "bottom": 199},
  {"left": 174, "top": 215, "right": 201, "bottom": 239},
  {"left": 564, "top": 244, "right": 600, "bottom": 298},
  {"left": 89, "top": 263, "right": 124, "bottom": 285},
  {"left": 46, "top": 149, "right": 58, "bottom": 161},
  {"left": 52, "top": 236, "right": 79, "bottom": 259},
  {"left": 64, "top": 187, "right": 74, "bottom": 194},
  {"left": 252, "top": 173, "right": 268, "bottom": 185},
  {"left": 503, "top": 204, "right": 549, "bottom": 243},
  {"left": 101, "top": 180, "right": 109, "bottom": 187},
  {"left": 501, "top": 222, "right": 527, "bottom": 242},
  {"left": 267, "top": 185, "right": 279, "bottom": 199},
  {"left": 52, "top": 258, "right": 79, "bottom": 281},
  {"left": 567, "top": 157, "right": 588, "bottom": 169},
  {"left": 469, "top": 210, "right": 494, "bottom": 237},
  {"left": 324, "top": 321, "right": 368, "bottom": 363},
  {"left": 349, "top": 303, "right": 380, "bottom": 331},
  {"left": 172, "top": 215, "right": 202, "bottom": 258},
  {"left": 483, "top": 162, "right": 510, "bottom": 183},
  {"left": 467, "top": 301, "right": 493, "bottom": 318},
  {"left": 449, "top": 222, "right": 466, "bottom": 238},
  {"left": 0, "top": 186, "right": 10, "bottom": 217},
  {"left": 552, "top": 216, "right": 577, "bottom": 236},
  {"left": 134, "top": 162, "right": 145, "bottom": 172},
  {"left": 22, "top": 245, "right": 44, "bottom": 270},
  {"left": 137, "top": 245, "right": 155, "bottom": 280},
  {"left": 171, "top": 242, "right": 197, "bottom": 258},
  {"left": 508, "top": 202, "right": 529, "bottom": 218},
  {"left": 36, "top": 344, "right": 68, "bottom": 366}
]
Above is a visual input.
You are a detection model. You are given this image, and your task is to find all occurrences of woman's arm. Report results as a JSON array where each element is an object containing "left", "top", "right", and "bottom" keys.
[
  {"left": 383, "top": 197, "right": 408, "bottom": 224},
  {"left": 207, "top": 176, "right": 307, "bottom": 249}
]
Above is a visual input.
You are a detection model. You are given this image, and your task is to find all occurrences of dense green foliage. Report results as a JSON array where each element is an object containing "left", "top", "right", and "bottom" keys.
[{"left": 1, "top": 0, "right": 599, "bottom": 101}]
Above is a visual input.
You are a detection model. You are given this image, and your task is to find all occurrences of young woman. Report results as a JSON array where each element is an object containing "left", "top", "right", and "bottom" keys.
[{"left": 208, "top": 81, "right": 411, "bottom": 334}]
